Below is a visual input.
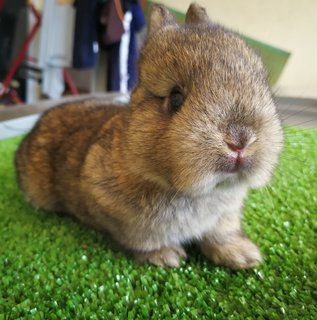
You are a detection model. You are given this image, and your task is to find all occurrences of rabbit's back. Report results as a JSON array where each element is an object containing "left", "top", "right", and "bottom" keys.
[{"left": 15, "top": 99, "right": 126, "bottom": 213}]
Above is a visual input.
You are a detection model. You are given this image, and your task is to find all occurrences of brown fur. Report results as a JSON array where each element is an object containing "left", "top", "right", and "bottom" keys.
[{"left": 15, "top": 3, "right": 283, "bottom": 268}]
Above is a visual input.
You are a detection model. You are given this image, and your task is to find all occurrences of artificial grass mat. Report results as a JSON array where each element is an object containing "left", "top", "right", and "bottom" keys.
[{"left": 0, "top": 127, "right": 316, "bottom": 319}]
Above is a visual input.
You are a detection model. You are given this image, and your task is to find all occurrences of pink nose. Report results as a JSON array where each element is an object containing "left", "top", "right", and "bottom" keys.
[{"left": 226, "top": 142, "right": 243, "bottom": 153}]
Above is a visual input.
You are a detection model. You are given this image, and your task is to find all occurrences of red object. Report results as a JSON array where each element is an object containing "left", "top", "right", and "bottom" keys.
[
  {"left": 0, "top": 4, "right": 41, "bottom": 98},
  {"left": 8, "top": 88, "right": 23, "bottom": 104},
  {"left": 0, "top": 0, "right": 5, "bottom": 13},
  {"left": 0, "top": 3, "right": 78, "bottom": 104},
  {"left": 63, "top": 69, "right": 79, "bottom": 96}
]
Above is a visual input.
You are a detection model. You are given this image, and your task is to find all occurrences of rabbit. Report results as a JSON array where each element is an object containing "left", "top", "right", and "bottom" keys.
[{"left": 15, "top": 3, "right": 283, "bottom": 269}]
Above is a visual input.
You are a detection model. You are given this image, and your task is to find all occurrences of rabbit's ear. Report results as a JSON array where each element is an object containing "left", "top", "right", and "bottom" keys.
[
  {"left": 147, "top": 4, "right": 177, "bottom": 36},
  {"left": 185, "top": 3, "right": 210, "bottom": 25}
]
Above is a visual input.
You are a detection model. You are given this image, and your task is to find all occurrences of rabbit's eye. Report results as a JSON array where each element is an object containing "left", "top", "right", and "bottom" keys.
[{"left": 169, "top": 88, "right": 184, "bottom": 113}]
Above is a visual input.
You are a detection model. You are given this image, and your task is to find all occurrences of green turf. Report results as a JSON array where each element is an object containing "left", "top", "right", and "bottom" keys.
[{"left": 0, "top": 127, "right": 316, "bottom": 319}]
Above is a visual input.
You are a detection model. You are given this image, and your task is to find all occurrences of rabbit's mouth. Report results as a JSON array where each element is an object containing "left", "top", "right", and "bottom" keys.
[{"left": 218, "top": 154, "right": 254, "bottom": 174}]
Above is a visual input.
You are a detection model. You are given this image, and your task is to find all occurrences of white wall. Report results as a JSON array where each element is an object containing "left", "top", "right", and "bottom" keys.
[{"left": 159, "top": 0, "right": 317, "bottom": 98}]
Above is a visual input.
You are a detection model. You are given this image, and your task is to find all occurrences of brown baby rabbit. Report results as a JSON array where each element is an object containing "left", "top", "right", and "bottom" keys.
[{"left": 15, "top": 3, "right": 283, "bottom": 269}]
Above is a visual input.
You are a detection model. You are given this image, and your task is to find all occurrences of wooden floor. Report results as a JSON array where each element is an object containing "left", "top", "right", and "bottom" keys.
[
  {"left": 0, "top": 94, "right": 316, "bottom": 140},
  {"left": 276, "top": 97, "right": 317, "bottom": 128},
  {"left": 0, "top": 93, "right": 128, "bottom": 122}
]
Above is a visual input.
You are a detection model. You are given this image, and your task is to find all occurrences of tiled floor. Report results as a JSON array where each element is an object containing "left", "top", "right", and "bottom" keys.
[
  {"left": 0, "top": 114, "right": 40, "bottom": 140},
  {"left": 0, "top": 95, "right": 316, "bottom": 140}
]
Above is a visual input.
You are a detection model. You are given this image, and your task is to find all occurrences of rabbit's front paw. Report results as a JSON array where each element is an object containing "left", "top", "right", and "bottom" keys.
[
  {"left": 134, "top": 246, "right": 187, "bottom": 267},
  {"left": 201, "top": 236, "right": 262, "bottom": 269}
]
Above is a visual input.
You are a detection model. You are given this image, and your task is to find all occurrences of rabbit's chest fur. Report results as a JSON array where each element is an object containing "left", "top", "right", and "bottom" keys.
[{"left": 125, "top": 183, "right": 247, "bottom": 250}]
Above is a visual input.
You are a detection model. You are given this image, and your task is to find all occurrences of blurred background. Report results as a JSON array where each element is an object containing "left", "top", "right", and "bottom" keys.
[
  {"left": 0, "top": 0, "right": 316, "bottom": 136},
  {"left": 0, "top": 0, "right": 148, "bottom": 105},
  {"left": 159, "top": 0, "right": 317, "bottom": 99}
]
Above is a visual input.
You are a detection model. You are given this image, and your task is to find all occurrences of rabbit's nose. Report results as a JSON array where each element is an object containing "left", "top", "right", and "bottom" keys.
[
  {"left": 226, "top": 142, "right": 244, "bottom": 153},
  {"left": 226, "top": 125, "right": 257, "bottom": 152}
]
